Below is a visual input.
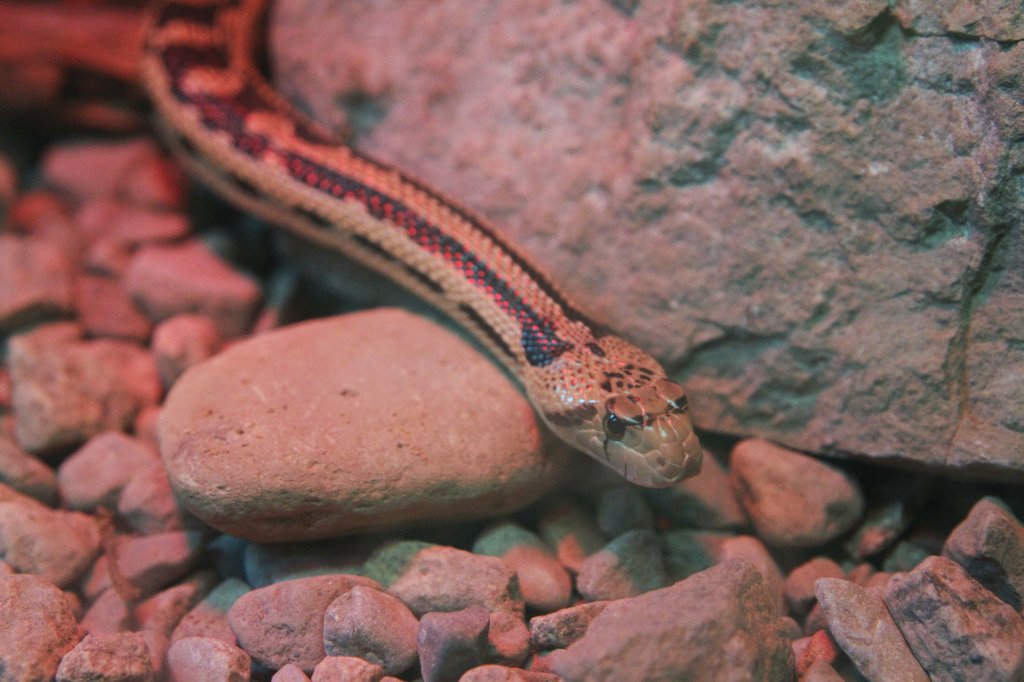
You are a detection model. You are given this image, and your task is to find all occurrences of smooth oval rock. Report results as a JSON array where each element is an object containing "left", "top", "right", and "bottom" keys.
[{"left": 158, "top": 309, "right": 568, "bottom": 541}]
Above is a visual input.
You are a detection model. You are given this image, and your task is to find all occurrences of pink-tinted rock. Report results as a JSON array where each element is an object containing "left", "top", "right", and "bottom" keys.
[
  {"left": 311, "top": 656, "right": 384, "bottom": 682},
  {"left": 0, "top": 233, "right": 74, "bottom": 332},
  {"left": 461, "top": 666, "right": 559, "bottom": 682},
  {"left": 118, "top": 460, "right": 190, "bottom": 534},
  {"left": 159, "top": 310, "right": 566, "bottom": 541},
  {"left": 486, "top": 611, "right": 530, "bottom": 668},
  {"left": 544, "top": 560, "right": 792, "bottom": 680},
  {"left": 134, "top": 571, "right": 219, "bottom": 635},
  {"left": 57, "top": 431, "right": 160, "bottom": 511},
  {"left": 815, "top": 578, "right": 928, "bottom": 682},
  {"left": 75, "top": 197, "right": 190, "bottom": 247},
  {"left": 55, "top": 632, "right": 155, "bottom": 682},
  {"left": 801, "top": 659, "right": 845, "bottom": 682},
  {"left": 274, "top": 0, "right": 1024, "bottom": 479},
  {"left": 528, "top": 601, "right": 608, "bottom": 651},
  {"left": 228, "top": 574, "right": 380, "bottom": 673},
  {"left": 473, "top": 521, "right": 571, "bottom": 613},
  {"left": 0, "top": 483, "right": 101, "bottom": 587},
  {"left": 730, "top": 439, "right": 864, "bottom": 548},
  {"left": 125, "top": 240, "right": 261, "bottom": 339},
  {"left": 942, "top": 495, "right": 1024, "bottom": 611},
  {"left": 84, "top": 531, "right": 206, "bottom": 600},
  {"left": 536, "top": 498, "right": 605, "bottom": 574},
  {"left": 646, "top": 450, "right": 747, "bottom": 530},
  {"left": 716, "top": 535, "right": 785, "bottom": 612},
  {"left": 0, "top": 435, "right": 57, "bottom": 505},
  {"left": 81, "top": 588, "right": 132, "bottom": 635},
  {"left": 272, "top": 664, "right": 312, "bottom": 682},
  {"left": 885, "top": 555, "right": 1024, "bottom": 681},
  {"left": 418, "top": 607, "right": 490, "bottom": 682},
  {"left": 151, "top": 314, "right": 223, "bottom": 387},
  {"left": 792, "top": 629, "right": 841, "bottom": 680},
  {"left": 323, "top": 585, "right": 419, "bottom": 676},
  {"left": 42, "top": 138, "right": 182, "bottom": 207},
  {"left": 8, "top": 323, "right": 161, "bottom": 454},
  {"left": 76, "top": 273, "right": 153, "bottom": 342},
  {"left": 784, "top": 557, "right": 845, "bottom": 618},
  {"left": 365, "top": 542, "right": 524, "bottom": 617},
  {"left": 274, "top": 663, "right": 313, "bottom": 679},
  {"left": 166, "top": 636, "right": 250, "bottom": 682},
  {"left": 172, "top": 577, "right": 251, "bottom": 645},
  {"left": 575, "top": 529, "right": 667, "bottom": 601},
  {"left": 0, "top": 574, "right": 80, "bottom": 682}
]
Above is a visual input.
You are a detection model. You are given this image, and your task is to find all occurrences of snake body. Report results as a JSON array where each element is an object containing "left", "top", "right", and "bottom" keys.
[{"left": 142, "top": 0, "right": 702, "bottom": 487}]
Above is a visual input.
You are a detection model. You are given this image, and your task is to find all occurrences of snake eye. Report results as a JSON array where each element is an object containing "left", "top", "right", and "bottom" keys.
[
  {"left": 656, "top": 379, "right": 689, "bottom": 412},
  {"left": 603, "top": 413, "right": 626, "bottom": 440}
]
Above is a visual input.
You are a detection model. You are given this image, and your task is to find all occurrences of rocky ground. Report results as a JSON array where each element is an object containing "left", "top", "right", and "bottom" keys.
[{"left": 1, "top": 138, "right": 1023, "bottom": 681}]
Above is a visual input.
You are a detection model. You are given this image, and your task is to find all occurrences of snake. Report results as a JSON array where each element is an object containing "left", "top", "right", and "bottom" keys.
[{"left": 141, "top": 0, "right": 702, "bottom": 487}]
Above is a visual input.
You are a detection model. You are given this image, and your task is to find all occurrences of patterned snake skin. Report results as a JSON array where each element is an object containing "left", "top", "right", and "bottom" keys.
[{"left": 141, "top": 0, "right": 702, "bottom": 487}]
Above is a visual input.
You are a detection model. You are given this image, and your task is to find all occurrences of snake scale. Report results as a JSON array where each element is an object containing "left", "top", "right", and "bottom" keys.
[{"left": 142, "top": 0, "right": 702, "bottom": 487}]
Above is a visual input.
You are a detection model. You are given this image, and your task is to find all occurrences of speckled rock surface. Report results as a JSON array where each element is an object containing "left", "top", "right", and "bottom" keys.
[
  {"left": 541, "top": 559, "right": 793, "bottom": 680},
  {"left": 56, "top": 632, "right": 155, "bottom": 682},
  {"left": 0, "top": 574, "right": 80, "bottom": 682},
  {"left": 274, "top": 0, "right": 1024, "bottom": 477},
  {"left": 159, "top": 309, "right": 569, "bottom": 541}
]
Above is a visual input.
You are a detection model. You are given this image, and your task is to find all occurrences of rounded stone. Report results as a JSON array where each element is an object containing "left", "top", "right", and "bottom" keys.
[{"left": 158, "top": 309, "right": 568, "bottom": 541}]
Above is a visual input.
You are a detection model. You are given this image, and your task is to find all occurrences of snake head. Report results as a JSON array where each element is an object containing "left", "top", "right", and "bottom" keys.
[
  {"left": 594, "top": 377, "right": 703, "bottom": 487},
  {"left": 536, "top": 335, "right": 703, "bottom": 488}
]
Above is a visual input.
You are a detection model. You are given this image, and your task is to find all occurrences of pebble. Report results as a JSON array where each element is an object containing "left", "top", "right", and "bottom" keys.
[
  {"left": 0, "top": 574, "right": 80, "bottom": 682},
  {"left": 158, "top": 310, "right": 567, "bottom": 541},
  {"left": 784, "top": 557, "right": 845, "bottom": 617},
  {"left": 645, "top": 449, "right": 747, "bottom": 530},
  {"left": 575, "top": 529, "right": 667, "bottom": 601},
  {"left": 459, "top": 665, "right": 559, "bottom": 682},
  {"left": 55, "top": 632, "right": 155, "bottom": 682},
  {"left": 42, "top": 138, "right": 182, "bottom": 207},
  {"left": 81, "top": 588, "right": 132, "bottom": 635},
  {"left": 791, "top": 629, "right": 840, "bottom": 679},
  {"left": 0, "top": 483, "right": 101, "bottom": 587},
  {"left": 322, "top": 585, "right": 419, "bottom": 676},
  {"left": 83, "top": 530, "right": 206, "bottom": 600},
  {"left": 166, "top": 636, "right": 251, "bottom": 682},
  {"left": 7, "top": 323, "right": 161, "bottom": 454},
  {"left": 125, "top": 240, "right": 261, "bottom": 338},
  {"left": 543, "top": 560, "right": 793, "bottom": 680},
  {"left": 76, "top": 273, "right": 153, "bottom": 342},
  {"left": 418, "top": 607, "right": 491, "bottom": 682},
  {"left": 172, "top": 577, "right": 251, "bottom": 645},
  {"left": 0, "top": 434, "right": 57, "bottom": 504},
  {"left": 884, "top": 555, "right": 1024, "bottom": 681},
  {"left": 485, "top": 611, "right": 530, "bottom": 668},
  {"left": 844, "top": 473, "right": 932, "bottom": 560},
  {"left": 730, "top": 438, "right": 865, "bottom": 547},
  {"left": 310, "top": 656, "right": 384, "bottom": 682},
  {"left": 134, "top": 571, "right": 220, "bottom": 635},
  {"left": 472, "top": 521, "right": 572, "bottom": 613},
  {"left": 942, "top": 495, "right": 1024, "bottom": 610},
  {"left": 57, "top": 431, "right": 160, "bottom": 511},
  {"left": 362, "top": 542, "right": 524, "bottom": 617},
  {"left": 0, "top": 233, "right": 75, "bottom": 332},
  {"left": 595, "top": 485, "right": 655, "bottom": 537},
  {"left": 801, "top": 659, "right": 845, "bottom": 681},
  {"left": 815, "top": 578, "right": 928, "bottom": 681},
  {"left": 152, "top": 314, "right": 223, "bottom": 387},
  {"left": 536, "top": 498, "right": 606, "bottom": 573},
  {"left": 75, "top": 197, "right": 190, "bottom": 247},
  {"left": 716, "top": 535, "right": 786, "bottom": 611},
  {"left": 117, "top": 460, "right": 190, "bottom": 534},
  {"left": 227, "top": 574, "right": 381, "bottom": 673},
  {"left": 272, "top": 664, "right": 312, "bottom": 682},
  {"left": 528, "top": 601, "right": 609, "bottom": 650}
]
